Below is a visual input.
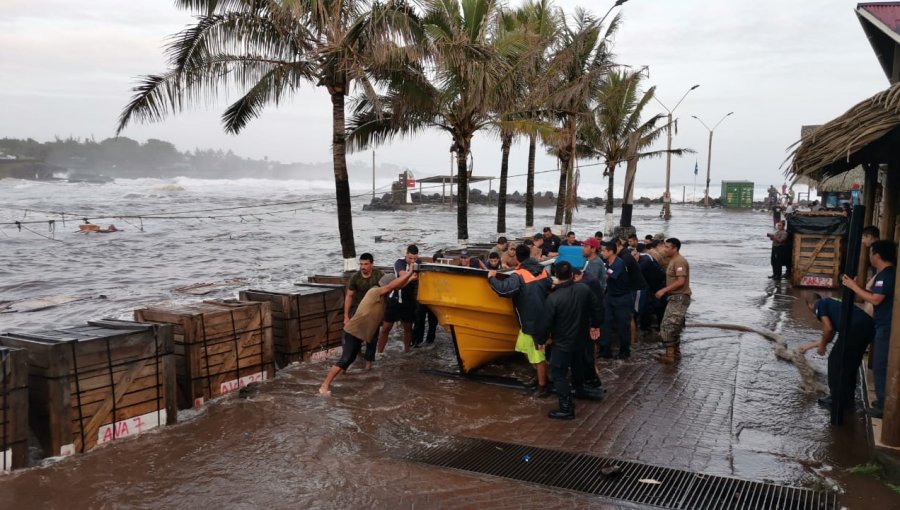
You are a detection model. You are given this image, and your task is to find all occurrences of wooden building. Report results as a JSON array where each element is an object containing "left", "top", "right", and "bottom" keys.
[{"left": 788, "top": 2, "right": 900, "bottom": 450}]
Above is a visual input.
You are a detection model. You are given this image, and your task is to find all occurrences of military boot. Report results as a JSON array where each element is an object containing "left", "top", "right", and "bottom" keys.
[
  {"left": 657, "top": 346, "right": 677, "bottom": 364},
  {"left": 548, "top": 395, "right": 575, "bottom": 420}
]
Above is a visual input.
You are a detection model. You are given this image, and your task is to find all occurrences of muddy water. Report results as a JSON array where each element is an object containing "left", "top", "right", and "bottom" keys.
[{"left": 1, "top": 179, "right": 899, "bottom": 508}]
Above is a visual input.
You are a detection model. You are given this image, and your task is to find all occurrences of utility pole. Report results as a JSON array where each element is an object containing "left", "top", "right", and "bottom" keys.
[{"left": 372, "top": 151, "right": 375, "bottom": 200}]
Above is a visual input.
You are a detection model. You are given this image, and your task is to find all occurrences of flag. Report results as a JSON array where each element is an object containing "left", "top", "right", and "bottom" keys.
[{"left": 694, "top": 161, "right": 699, "bottom": 176}]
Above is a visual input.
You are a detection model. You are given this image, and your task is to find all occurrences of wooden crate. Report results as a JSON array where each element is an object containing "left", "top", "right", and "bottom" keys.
[
  {"left": 791, "top": 234, "right": 843, "bottom": 288},
  {"left": 0, "top": 347, "right": 28, "bottom": 470},
  {"left": 239, "top": 284, "right": 344, "bottom": 366},
  {"left": 0, "top": 320, "right": 176, "bottom": 457},
  {"left": 134, "top": 300, "right": 274, "bottom": 409}
]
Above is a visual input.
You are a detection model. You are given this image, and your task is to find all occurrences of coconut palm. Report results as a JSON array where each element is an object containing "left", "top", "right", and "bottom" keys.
[
  {"left": 582, "top": 69, "right": 687, "bottom": 230},
  {"left": 347, "top": 0, "right": 521, "bottom": 244},
  {"left": 543, "top": 9, "right": 619, "bottom": 231},
  {"left": 116, "top": 0, "right": 419, "bottom": 270},
  {"left": 489, "top": 0, "right": 559, "bottom": 237}
]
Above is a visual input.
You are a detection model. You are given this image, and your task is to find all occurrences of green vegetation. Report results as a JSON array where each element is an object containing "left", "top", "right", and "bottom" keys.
[{"left": 0, "top": 136, "right": 294, "bottom": 179}]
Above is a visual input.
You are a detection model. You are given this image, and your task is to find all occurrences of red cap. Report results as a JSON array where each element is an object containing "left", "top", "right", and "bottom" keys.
[{"left": 582, "top": 238, "right": 600, "bottom": 249}]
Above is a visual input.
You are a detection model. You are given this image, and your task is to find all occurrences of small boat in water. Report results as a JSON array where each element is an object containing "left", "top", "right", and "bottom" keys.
[{"left": 416, "top": 264, "right": 520, "bottom": 373}]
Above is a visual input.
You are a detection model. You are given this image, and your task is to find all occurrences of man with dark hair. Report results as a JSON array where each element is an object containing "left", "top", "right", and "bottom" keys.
[
  {"left": 616, "top": 238, "right": 648, "bottom": 349},
  {"left": 484, "top": 251, "right": 503, "bottom": 270},
  {"left": 320, "top": 270, "right": 417, "bottom": 396},
  {"left": 841, "top": 239, "right": 896, "bottom": 417},
  {"left": 627, "top": 233, "right": 639, "bottom": 249},
  {"left": 564, "top": 231, "right": 581, "bottom": 246},
  {"left": 488, "top": 243, "right": 553, "bottom": 396},
  {"left": 535, "top": 261, "right": 602, "bottom": 419},
  {"left": 542, "top": 227, "right": 561, "bottom": 256},
  {"left": 378, "top": 244, "right": 420, "bottom": 353},
  {"left": 599, "top": 241, "right": 632, "bottom": 359},
  {"left": 635, "top": 243, "right": 667, "bottom": 332},
  {"left": 491, "top": 236, "right": 509, "bottom": 256},
  {"left": 344, "top": 253, "right": 385, "bottom": 325},
  {"left": 799, "top": 294, "right": 874, "bottom": 411},
  {"left": 862, "top": 226, "right": 880, "bottom": 248},
  {"left": 595, "top": 231, "right": 604, "bottom": 243},
  {"left": 655, "top": 238, "right": 691, "bottom": 364}
]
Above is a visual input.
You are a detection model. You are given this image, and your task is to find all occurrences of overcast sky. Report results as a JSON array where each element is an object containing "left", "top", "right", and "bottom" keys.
[{"left": 0, "top": 0, "right": 888, "bottom": 195}]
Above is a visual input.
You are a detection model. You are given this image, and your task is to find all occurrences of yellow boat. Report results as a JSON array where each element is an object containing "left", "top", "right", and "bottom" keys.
[{"left": 416, "top": 264, "right": 521, "bottom": 373}]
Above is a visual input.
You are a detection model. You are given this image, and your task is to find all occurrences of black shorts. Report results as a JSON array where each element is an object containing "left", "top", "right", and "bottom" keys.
[{"left": 384, "top": 299, "right": 416, "bottom": 323}]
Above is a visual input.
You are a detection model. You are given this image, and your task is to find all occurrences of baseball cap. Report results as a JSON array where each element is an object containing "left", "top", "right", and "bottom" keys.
[
  {"left": 582, "top": 238, "right": 600, "bottom": 249},
  {"left": 378, "top": 274, "right": 396, "bottom": 287},
  {"left": 460, "top": 249, "right": 470, "bottom": 257}
]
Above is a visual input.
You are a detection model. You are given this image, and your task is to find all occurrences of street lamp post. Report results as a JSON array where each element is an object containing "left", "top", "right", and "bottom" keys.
[
  {"left": 692, "top": 112, "right": 734, "bottom": 208},
  {"left": 655, "top": 84, "right": 699, "bottom": 220}
]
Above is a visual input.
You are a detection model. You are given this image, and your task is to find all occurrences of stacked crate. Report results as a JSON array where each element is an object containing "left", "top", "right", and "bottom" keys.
[
  {"left": 0, "top": 320, "right": 176, "bottom": 457},
  {"left": 0, "top": 347, "right": 28, "bottom": 470},
  {"left": 239, "top": 284, "right": 344, "bottom": 366},
  {"left": 134, "top": 300, "right": 274, "bottom": 409},
  {"left": 792, "top": 234, "right": 844, "bottom": 288}
]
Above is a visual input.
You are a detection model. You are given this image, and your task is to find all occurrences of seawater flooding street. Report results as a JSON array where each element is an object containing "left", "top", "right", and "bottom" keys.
[
  {"left": 0, "top": 181, "right": 898, "bottom": 508},
  {"left": 5, "top": 0, "right": 900, "bottom": 508}
]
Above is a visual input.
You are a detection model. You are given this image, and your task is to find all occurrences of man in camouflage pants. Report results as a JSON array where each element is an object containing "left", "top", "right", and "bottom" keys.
[{"left": 654, "top": 238, "right": 691, "bottom": 364}]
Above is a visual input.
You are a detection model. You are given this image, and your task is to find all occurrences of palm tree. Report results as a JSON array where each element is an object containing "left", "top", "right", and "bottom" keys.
[
  {"left": 490, "top": 0, "right": 560, "bottom": 238},
  {"left": 543, "top": 9, "right": 619, "bottom": 231},
  {"left": 116, "top": 0, "right": 419, "bottom": 271},
  {"left": 347, "top": 0, "right": 520, "bottom": 244},
  {"left": 583, "top": 69, "right": 686, "bottom": 231}
]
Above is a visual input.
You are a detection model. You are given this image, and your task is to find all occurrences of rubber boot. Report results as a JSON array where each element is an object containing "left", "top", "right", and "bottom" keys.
[
  {"left": 657, "top": 346, "right": 677, "bottom": 364},
  {"left": 574, "top": 386, "right": 605, "bottom": 401},
  {"left": 548, "top": 395, "right": 575, "bottom": 420}
]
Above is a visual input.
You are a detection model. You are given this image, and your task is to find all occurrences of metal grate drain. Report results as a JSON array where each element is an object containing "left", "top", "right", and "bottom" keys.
[{"left": 405, "top": 437, "right": 838, "bottom": 509}]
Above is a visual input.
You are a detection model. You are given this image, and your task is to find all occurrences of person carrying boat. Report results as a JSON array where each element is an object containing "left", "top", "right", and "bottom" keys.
[
  {"left": 599, "top": 241, "right": 632, "bottom": 359},
  {"left": 484, "top": 251, "right": 503, "bottom": 270},
  {"left": 377, "top": 245, "right": 420, "bottom": 353},
  {"left": 457, "top": 249, "right": 486, "bottom": 269},
  {"left": 534, "top": 261, "right": 603, "bottom": 420},
  {"left": 343, "top": 253, "right": 385, "bottom": 325},
  {"left": 581, "top": 238, "right": 607, "bottom": 290},
  {"left": 542, "top": 227, "right": 561, "bottom": 257},
  {"left": 573, "top": 267, "right": 605, "bottom": 390},
  {"left": 487, "top": 244, "right": 552, "bottom": 397},
  {"left": 320, "top": 270, "right": 417, "bottom": 396}
]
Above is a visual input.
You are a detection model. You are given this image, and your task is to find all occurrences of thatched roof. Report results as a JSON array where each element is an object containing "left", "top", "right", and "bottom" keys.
[
  {"left": 816, "top": 166, "right": 865, "bottom": 193},
  {"left": 787, "top": 82, "right": 900, "bottom": 180}
]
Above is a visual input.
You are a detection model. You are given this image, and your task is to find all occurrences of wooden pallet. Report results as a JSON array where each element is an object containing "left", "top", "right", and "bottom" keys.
[
  {"left": 0, "top": 320, "right": 176, "bottom": 457},
  {"left": 791, "top": 234, "right": 843, "bottom": 288},
  {"left": 134, "top": 300, "right": 274, "bottom": 409},
  {"left": 239, "top": 285, "right": 344, "bottom": 366},
  {"left": 0, "top": 347, "right": 28, "bottom": 470}
]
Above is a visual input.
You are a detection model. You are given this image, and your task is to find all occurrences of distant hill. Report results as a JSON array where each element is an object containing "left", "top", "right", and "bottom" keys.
[{"left": 0, "top": 136, "right": 405, "bottom": 181}]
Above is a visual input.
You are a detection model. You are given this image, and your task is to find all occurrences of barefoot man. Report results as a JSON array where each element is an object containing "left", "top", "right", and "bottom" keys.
[{"left": 320, "top": 269, "right": 417, "bottom": 396}]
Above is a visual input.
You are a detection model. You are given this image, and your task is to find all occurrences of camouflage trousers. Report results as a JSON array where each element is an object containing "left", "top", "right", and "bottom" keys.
[{"left": 660, "top": 294, "right": 691, "bottom": 347}]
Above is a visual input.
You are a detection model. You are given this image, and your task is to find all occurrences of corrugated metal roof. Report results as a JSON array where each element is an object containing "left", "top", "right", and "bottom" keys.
[{"left": 859, "top": 2, "right": 900, "bottom": 35}]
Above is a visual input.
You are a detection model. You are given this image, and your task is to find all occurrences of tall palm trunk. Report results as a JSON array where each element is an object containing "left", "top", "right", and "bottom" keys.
[
  {"left": 620, "top": 134, "right": 639, "bottom": 227},
  {"left": 564, "top": 156, "right": 574, "bottom": 228},
  {"left": 525, "top": 133, "right": 536, "bottom": 236},
  {"left": 455, "top": 135, "right": 471, "bottom": 244},
  {"left": 331, "top": 91, "right": 357, "bottom": 270},
  {"left": 604, "top": 161, "right": 616, "bottom": 235},
  {"left": 554, "top": 156, "right": 567, "bottom": 229},
  {"left": 496, "top": 132, "right": 512, "bottom": 236}
]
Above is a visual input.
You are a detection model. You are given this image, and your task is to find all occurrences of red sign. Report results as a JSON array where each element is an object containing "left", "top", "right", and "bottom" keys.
[{"left": 407, "top": 179, "right": 416, "bottom": 188}]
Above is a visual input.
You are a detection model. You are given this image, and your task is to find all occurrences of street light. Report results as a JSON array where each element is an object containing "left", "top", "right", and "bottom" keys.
[
  {"left": 654, "top": 84, "right": 700, "bottom": 220},
  {"left": 600, "top": 0, "right": 631, "bottom": 26},
  {"left": 692, "top": 112, "right": 734, "bottom": 208}
]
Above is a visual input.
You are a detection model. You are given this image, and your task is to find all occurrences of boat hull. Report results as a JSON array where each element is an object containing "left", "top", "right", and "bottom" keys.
[{"left": 416, "top": 265, "right": 520, "bottom": 373}]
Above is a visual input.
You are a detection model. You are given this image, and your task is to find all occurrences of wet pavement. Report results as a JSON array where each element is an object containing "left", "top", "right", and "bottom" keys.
[{"left": 2, "top": 193, "right": 900, "bottom": 508}]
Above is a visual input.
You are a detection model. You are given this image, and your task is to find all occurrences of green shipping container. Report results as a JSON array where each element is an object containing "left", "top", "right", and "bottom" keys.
[{"left": 720, "top": 180, "right": 754, "bottom": 208}]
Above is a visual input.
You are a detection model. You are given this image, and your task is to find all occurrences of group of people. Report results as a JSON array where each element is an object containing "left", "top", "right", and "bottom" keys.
[
  {"left": 486, "top": 229, "right": 692, "bottom": 420},
  {"left": 320, "top": 230, "right": 693, "bottom": 418},
  {"left": 800, "top": 226, "right": 896, "bottom": 419}
]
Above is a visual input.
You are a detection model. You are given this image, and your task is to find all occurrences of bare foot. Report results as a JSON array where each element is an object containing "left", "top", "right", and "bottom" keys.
[{"left": 318, "top": 386, "right": 331, "bottom": 397}]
